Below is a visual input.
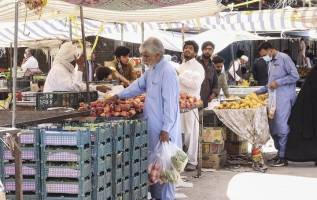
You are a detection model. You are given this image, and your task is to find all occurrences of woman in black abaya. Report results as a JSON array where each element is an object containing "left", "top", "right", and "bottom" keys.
[{"left": 286, "top": 65, "right": 317, "bottom": 163}]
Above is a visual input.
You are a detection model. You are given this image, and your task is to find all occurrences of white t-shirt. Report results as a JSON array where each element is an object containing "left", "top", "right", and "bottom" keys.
[{"left": 21, "top": 56, "right": 39, "bottom": 72}]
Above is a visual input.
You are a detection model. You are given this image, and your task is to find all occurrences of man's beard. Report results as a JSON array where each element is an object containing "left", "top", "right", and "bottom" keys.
[{"left": 202, "top": 53, "right": 211, "bottom": 59}]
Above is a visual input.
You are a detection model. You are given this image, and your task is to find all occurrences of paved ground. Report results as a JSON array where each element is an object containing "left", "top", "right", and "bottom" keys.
[
  {"left": 178, "top": 161, "right": 317, "bottom": 200},
  {"left": 176, "top": 139, "right": 317, "bottom": 200}
]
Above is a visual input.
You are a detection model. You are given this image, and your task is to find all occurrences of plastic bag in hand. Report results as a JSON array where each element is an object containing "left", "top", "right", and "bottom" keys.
[
  {"left": 268, "top": 89, "right": 276, "bottom": 119},
  {"left": 148, "top": 142, "right": 188, "bottom": 184}
]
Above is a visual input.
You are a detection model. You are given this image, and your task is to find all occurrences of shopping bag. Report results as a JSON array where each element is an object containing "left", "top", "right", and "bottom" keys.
[
  {"left": 148, "top": 141, "right": 188, "bottom": 184},
  {"left": 268, "top": 89, "right": 276, "bottom": 119}
]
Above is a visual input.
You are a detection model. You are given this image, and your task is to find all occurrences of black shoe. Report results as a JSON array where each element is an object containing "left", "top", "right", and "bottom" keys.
[
  {"left": 185, "top": 163, "right": 196, "bottom": 171},
  {"left": 267, "top": 155, "right": 279, "bottom": 163},
  {"left": 271, "top": 158, "right": 288, "bottom": 167}
]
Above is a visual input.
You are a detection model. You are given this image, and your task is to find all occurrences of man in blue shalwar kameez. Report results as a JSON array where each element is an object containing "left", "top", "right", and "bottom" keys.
[
  {"left": 111, "top": 37, "right": 181, "bottom": 200},
  {"left": 256, "top": 42, "right": 299, "bottom": 167}
]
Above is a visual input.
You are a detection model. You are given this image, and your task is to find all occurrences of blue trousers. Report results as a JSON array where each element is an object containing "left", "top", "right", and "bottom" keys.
[
  {"left": 272, "top": 132, "right": 288, "bottom": 158},
  {"left": 149, "top": 183, "right": 175, "bottom": 200}
]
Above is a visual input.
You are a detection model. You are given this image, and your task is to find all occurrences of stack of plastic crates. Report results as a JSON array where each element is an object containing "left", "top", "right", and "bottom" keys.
[
  {"left": 36, "top": 91, "right": 98, "bottom": 110},
  {"left": 110, "top": 121, "right": 124, "bottom": 200},
  {"left": 90, "top": 124, "right": 113, "bottom": 200},
  {"left": 0, "top": 129, "right": 41, "bottom": 200},
  {"left": 131, "top": 120, "right": 148, "bottom": 200},
  {"left": 40, "top": 130, "right": 92, "bottom": 200}
]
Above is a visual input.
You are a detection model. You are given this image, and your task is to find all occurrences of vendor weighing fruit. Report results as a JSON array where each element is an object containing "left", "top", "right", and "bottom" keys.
[{"left": 109, "top": 37, "right": 181, "bottom": 200}]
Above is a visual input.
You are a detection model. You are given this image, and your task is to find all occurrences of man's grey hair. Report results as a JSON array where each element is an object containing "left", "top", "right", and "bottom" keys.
[{"left": 139, "top": 37, "right": 165, "bottom": 56}]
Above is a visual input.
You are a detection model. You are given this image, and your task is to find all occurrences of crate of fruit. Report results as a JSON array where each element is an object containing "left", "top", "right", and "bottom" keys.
[
  {"left": 36, "top": 91, "right": 98, "bottom": 110},
  {"left": 41, "top": 130, "right": 90, "bottom": 147},
  {"left": 42, "top": 148, "right": 91, "bottom": 162},
  {"left": 4, "top": 178, "right": 39, "bottom": 192},
  {"left": 43, "top": 163, "right": 91, "bottom": 179},
  {"left": 18, "top": 129, "right": 40, "bottom": 145},
  {"left": 3, "top": 163, "right": 39, "bottom": 177},
  {"left": 44, "top": 179, "right": 91, "bottom": 194},
  {"left": 3, "top": 147, "right": 39, "bottom": 161}
]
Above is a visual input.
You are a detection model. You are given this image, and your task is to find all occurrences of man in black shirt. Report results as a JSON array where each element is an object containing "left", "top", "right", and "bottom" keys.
[
  {"left": 252, "top": 57, "right": 268, "bottom": 86},
  {"left": 197, "top": 41, "right": 219, "bottom": 108}
]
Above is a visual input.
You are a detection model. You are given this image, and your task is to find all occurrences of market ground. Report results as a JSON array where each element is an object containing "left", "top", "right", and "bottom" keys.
[
  {"left": 177, "top": 161, "right": 317, "bottom": 200},
  {"left": 176, "top": 139, "right": 317, "bottom": 200}
]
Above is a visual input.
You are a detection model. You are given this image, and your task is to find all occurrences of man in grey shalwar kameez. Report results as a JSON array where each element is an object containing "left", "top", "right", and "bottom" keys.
[{"left": 256, "top": 42, "right": 299, "bottom": 167}]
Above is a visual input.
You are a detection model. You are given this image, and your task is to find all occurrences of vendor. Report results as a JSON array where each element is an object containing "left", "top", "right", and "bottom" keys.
[
  {"left": 256, "top": 42, "right": 299, "bottom": 167},
  {"left": 177, "top": 41, "right": 205, "bottom": 171},
  {"left": 21, "top": 48, "right": 41, "bottom": 76},
  {"left": 43, "top": 42, "right": 109, "bottom": 93},
  {"left": 108, "top": 46, "right": 137, "bottom": 83},
  {"left": 228, "top": 55, "right": 249, "bottom": 85},
  {"left": 212, "top": 56, "right": 230, "bottom": 98}
]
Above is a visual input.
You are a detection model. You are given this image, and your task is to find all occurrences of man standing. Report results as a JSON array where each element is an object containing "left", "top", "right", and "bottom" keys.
[
  {"left": 256, "top": 42, "right": 299, "bottom": 167},
  {"left": 111, "top": 37, "right": 181, "bottom": 200},
  {"left": 197, "top": 41, "right": 219, "bottom": 108},
  {"left": 177, "top": 41, "right": 205, "bottom": 171},
  {"left": 108, "top": 46, "right": 137, "bottom": 83},
  {"left": 21, "top": 48, "right": 41, "bottom": 76},
  {"left": 253, "top": 57, "right": 268, "bottom": 86},
  {"left": 212, "top": 56, "right": 230, "bottom": 98}
]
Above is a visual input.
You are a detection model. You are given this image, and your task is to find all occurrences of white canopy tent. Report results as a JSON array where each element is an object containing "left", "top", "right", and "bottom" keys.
[
  {"left": 0, "top": 18, "right": 185, "bottom": 51},
  {"left": 187, "top": 29, "right": 273, "bottom": 54},
  {"left": 0, "top": 0, "right": 224, "bottom": 23}
]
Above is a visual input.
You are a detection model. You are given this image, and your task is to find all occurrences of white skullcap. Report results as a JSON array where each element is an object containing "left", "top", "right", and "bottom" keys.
[{"left": 240, "top": 55, "right": 249, "bottom": 62}]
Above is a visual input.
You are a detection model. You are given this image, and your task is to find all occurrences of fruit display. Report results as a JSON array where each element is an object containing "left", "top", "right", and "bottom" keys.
[
  {"left": 180, "top": 93, "right": 203, "bottom": 110},
  {"left": 216, "top": 93, "right": 267, "bottom": 109},
  {"left": 297, "top": 68, "right": 311, "bottom": 78},
  {"left": 79, "top": 95, "right": 145, "bottom": 118},
  {"left": 79, "top": 93, "right": 202, "bottom": 117},
  {"left": 239, "top": 80, "right": 250, "bottom": 87}
]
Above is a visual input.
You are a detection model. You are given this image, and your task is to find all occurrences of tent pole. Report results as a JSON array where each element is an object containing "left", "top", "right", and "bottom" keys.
[
  {"left": 69, "top": 18, "right": 73, "bottom": 41},
  {"left": 80, "top": 6, "right": 90, "bottom": 101},
  {"left": 230, "top": 43, "right": 237, "bottom": 85},
  {"left": 181, "top": 23, "right": 185, "bottom": 47},
  {"left": 12, "top": 1, "right": 18, "bottom": 128},
  {"left": 141, "top": 22, "right": 144, "bottom": 42},
  {"left": 120, "top": 23, "right": 124, "bottom": 45},
  {"left": 13, "top": 2, "right": 23, "bottom": 200},
  {"left": 141, "top": 22, "right": 145, "bottom": 73}
]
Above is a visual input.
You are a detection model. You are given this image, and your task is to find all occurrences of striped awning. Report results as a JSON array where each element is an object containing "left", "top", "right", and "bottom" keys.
[
  {"left": 0, "top": 0, "right": 224, "bottom": 23},
  {"left": 0, "top": 18, "right": 185, "bottom": 51}
]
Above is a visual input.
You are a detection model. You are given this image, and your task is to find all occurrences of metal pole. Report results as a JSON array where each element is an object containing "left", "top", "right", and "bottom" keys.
[
  {"left": 69, "top": 18, "right": 73, "bottom": 41},
  {"left": 120, "top": 23, "right": 124, "bottom": 46},
  {"left": 12, "top": 1, "right": 18, "bottom": 128},
  {"left": 79, "top": 6, "right": 90, "bottom": 101},
  {"left": 9, "top": 43, "right": 13, "bottom": 89},
  {"left": 141, "top": 22, "right": 145, "bottom": 73},
  {"left": 181, "top": 23, "right": 185, "bottom": 47},
  {"left": 13, "top": 3, "right": 23, "bottom": 200},
  {"left": 230, "top": 43, "right": 237, "bottom": 85}
]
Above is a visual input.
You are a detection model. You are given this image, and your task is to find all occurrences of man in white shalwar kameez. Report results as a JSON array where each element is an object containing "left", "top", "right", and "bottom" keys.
[{"left": 177, "top": 40, "right": 205, "bottom": 171}]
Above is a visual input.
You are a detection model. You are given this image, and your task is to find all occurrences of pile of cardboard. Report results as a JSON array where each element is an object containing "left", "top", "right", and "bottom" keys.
[{"left": 201, "top": 127, "right": 227, "bottom": 169}]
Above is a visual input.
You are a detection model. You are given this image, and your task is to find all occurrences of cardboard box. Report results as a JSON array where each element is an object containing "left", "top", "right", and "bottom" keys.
[
  {"left": 226, "top": 129, "right": 247, "bottom": 143},
  {"left": 226, "top": 141, "right": 249, "bottom": 155},
  {"left": 202, "top": 142, "right": 225, "bottom": 154},
  {"left": 202, "top": 152, "right": 227, "bottom": 169},
  {"left": 202, "top": 127, "right": 225, "bottom": 144}
]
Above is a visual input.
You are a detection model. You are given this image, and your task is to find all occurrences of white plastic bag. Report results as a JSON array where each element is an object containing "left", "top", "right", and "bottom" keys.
[
  {"left": 148, "top": 142, "right": 188, "bottom": 184},
  {"left": 268, "top": 89, "right": 276, "bottom": 119}
]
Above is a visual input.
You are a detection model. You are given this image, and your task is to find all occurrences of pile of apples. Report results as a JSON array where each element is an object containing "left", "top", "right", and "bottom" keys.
[
  {"left": 79, "top": 95, "right": 145, "bottom": 118},
  {"left": 179, "top": 93, "right": 203, "bottom": 110}
]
